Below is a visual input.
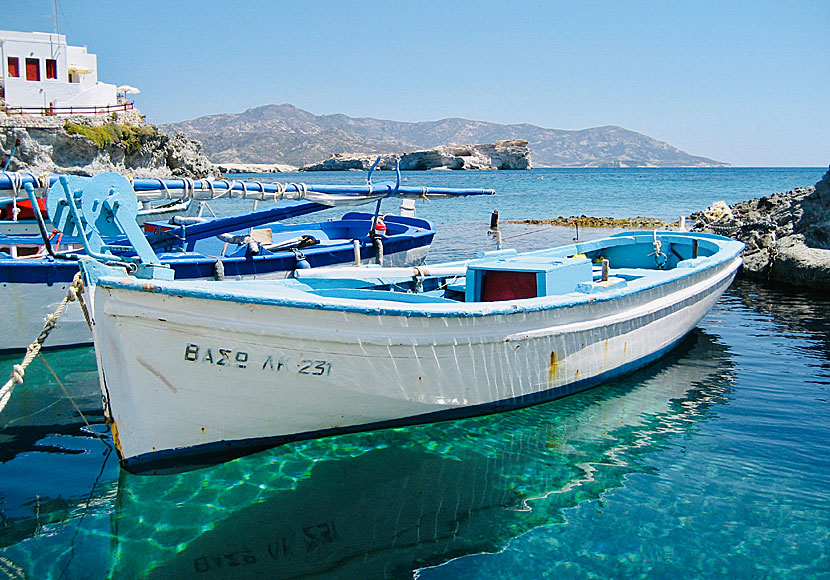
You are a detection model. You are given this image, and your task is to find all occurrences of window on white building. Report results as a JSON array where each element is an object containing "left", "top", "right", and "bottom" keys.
[
  {"left": 46, "top": 59, "right": 57, "bottom": 79},
  {"left": 7, "top": 57, "right": 20, "bottom": 78},
  {"left": 25, "top": 58, "right": 40, "bottom": 81}
]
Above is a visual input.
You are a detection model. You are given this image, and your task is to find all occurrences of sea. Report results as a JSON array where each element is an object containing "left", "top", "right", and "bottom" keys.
[{"left": 0, "top": 167, "right": 828, "bottom": 579}]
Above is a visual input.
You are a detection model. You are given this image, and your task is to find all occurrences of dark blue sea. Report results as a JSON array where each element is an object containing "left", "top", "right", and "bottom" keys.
[{"left": 1, "top": 168, "right": 828, "bottom": 579}]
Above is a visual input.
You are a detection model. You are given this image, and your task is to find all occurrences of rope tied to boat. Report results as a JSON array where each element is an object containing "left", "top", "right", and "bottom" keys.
[
  {"left": 272, "top": 182, "right": 284, "bottom": 203},
  {"left": 649, "top": 230, "right": 668, "bottom": 269},
  {"left": 7, "top": 171, "right": 23, "bottom": 221},
  {"left": 157, "top": 177, "right": 171, "bottom": 199},
  {"left": 288, "top": 182, "right": 307, "bottom": 201},
  {"left": 0, "top": 272, "right": 87, "bottom": 415},
  {"left": 252, "top": 181, "right": 264, "bottom": 200},
  {"left": 182, "top": 177, "right": 194, "bottom": 200}
]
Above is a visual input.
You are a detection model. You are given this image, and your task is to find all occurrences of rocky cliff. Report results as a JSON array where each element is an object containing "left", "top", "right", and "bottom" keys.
[
  {"left": 302, "top": 140, "right": 531, "bottom": 171},
  {"left": 692, "top": 166, "right": 830, "bottom": 289},
  {"left": 163, "top": 104, "right": 727, "bottom": 168},
  {"left": 0, "top": 108, "right": 218, "bottom": 178}
]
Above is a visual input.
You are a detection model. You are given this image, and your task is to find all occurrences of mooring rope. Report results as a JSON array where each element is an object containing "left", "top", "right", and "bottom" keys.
[
  {"left": 37, "top": 352, "right": 111, "bottom": 448},
  {"left": 0, "top": 272, "right": 87, "bottom": 415}
]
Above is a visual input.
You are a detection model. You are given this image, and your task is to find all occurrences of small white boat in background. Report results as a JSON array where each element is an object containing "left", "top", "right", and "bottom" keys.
[{"left": 75, "top": 177, "right": 743, "bottom": 471}]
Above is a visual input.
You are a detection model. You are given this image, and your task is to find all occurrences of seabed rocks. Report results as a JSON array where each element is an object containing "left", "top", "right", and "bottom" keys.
[{"left": 692, "top": 165, "right": 830, "bottom": 290}]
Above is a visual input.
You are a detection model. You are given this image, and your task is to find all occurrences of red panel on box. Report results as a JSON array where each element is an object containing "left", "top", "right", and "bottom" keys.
[{"left": 480, "top": 270, "right": 538, "bottom": 301}]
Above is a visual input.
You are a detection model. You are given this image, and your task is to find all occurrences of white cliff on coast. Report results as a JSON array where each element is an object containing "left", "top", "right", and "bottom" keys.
[
  {"left": 0, "top": 108, "right": 218, "bottom": 178},
  {"left": 301, "top": 140, "right": 532, "bottom": 171},
  {"left": 692, "top": 165, "right": 830, "bottom": 289}
]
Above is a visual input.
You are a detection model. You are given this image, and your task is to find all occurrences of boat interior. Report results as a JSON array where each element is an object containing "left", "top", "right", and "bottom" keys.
[{"left": 284, "top": 233, "right": 727, "bottom": 305}]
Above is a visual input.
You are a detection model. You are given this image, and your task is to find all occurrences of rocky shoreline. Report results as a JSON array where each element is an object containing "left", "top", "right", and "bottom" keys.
[
  {"left": 691, "top": 166, "right": 830, "bottom": 289},
  {"left": 0, "top": 108, "right": 218, "bottom": 178}
]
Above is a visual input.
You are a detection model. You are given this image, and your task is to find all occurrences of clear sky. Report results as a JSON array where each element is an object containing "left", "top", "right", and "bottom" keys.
[{"left": 7, "top": 0, "right": 829, "bottom": 166}]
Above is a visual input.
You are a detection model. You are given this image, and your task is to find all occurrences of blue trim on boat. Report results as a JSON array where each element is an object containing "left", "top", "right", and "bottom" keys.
[{"left": 121, "top": 333, "right": 689, "bottom": 475}]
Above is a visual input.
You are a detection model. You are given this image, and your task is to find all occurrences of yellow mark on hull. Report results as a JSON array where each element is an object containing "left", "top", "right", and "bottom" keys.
[
  {"left": 549, "top": 351, "right": 557, "bottom": 383},
  {"left": 110, "top": 421, "right": 124, "bottom": 459}
]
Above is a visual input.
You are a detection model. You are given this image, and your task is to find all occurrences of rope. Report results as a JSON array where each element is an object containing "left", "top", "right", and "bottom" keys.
[
  {"left": 272, "top": 182, "right": 284, "bottom": 203},
  {"left": 183, "top": 177, "right": 194, "bottom": 200},
  {"left": 158, "top": 177, "right": 170, "bottom": 199},
  {"left": 38, "top": 353, "right": 111, "bottom": 449},
  {"left": 0, "top": 273, "right": 86, "bottom": 415},
  {"left": 288, "top": 183, "right": 307, "bottom": 201},
  {"left": 649, "top": 230, "right": 668, "bottom": 269},
  {"left": 9, "top": 171, "right": 22, "bottom": 221},
  {"left": 502, "top": 224, "right": 560, "bottom": 241}
]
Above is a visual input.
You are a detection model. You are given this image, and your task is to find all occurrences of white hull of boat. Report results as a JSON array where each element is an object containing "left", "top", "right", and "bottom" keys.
[{"left": 89, "top": 253, "right": 741, "bottom": 472}]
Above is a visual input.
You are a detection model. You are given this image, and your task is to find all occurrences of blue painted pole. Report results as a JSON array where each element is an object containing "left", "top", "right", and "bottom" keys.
[{"left": 2, "top": 139, "right": 21, "bottom": 172}]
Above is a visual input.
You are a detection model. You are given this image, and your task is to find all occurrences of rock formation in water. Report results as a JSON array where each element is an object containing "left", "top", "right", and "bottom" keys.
[
  {"left": 301, "top": 140, "right": 532, "bottom": 171},
  {"left": 0, "top": 108, "right": 218, "bottom": 178},
  {"left": 692, "top": 166, "right": 830, "bottom": 289}
]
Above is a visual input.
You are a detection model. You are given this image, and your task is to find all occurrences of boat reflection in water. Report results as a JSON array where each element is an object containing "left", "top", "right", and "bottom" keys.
[{"left": 108, "top": 327, "right": 734, "bottom": 579}]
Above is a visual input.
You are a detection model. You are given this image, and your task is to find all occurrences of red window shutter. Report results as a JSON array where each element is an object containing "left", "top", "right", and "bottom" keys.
[
  {"left": 25, "top": 58, "right": 40, "bottom": 81},
  {"left": 46, "top": 59, "right": 57, "bottom": 79},
  {"left": 7, "top": 57, "right": 19, "bottom": 77}
]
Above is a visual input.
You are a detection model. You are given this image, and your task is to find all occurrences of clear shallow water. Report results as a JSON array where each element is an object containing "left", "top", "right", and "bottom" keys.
[{"left": 0, "top": 168, "right": 828, "bottom": 579}]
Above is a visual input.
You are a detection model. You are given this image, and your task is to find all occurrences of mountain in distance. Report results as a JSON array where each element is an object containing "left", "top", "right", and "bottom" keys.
[{"left": 162, "top": 104, "right": 728, "bottom": 169}]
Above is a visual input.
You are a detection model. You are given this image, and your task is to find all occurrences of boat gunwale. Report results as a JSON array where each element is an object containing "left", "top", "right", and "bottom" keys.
[{"left": 91, "top": 233, "right": 745, "bottom": 319}]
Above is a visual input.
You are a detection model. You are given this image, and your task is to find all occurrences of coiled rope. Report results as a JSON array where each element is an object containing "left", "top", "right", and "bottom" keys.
[{"left": 0, "top": 272, "right": 89, "bottom": 414}]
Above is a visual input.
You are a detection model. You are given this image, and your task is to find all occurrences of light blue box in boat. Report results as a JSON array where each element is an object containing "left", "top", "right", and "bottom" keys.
[{"left": 465, "top": 256, "right": 593, "bottom": 302}]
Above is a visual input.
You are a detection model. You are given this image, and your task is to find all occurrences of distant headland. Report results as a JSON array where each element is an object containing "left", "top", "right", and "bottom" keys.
[{"left": 162, "top": 104, "right": 729, "bottom": 170}]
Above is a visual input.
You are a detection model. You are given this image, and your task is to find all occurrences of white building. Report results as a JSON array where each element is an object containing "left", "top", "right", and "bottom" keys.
[{"left": 0, "top": 29, "right": 121, "bottom": 113}]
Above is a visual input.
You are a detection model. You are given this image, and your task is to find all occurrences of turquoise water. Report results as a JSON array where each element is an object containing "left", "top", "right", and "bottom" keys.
[{"left": 0, "top": 168, "right": 828, "bottom": 579}]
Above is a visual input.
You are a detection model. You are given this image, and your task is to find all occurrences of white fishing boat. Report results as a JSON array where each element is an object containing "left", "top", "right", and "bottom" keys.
[{"left": 73, "top": 177, "right": 743, "bottom": 471}]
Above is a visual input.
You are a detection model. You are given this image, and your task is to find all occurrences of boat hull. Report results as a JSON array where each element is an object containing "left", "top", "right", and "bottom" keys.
[{"left": 89, "top": 251, "right": 741, "bottom": 473}]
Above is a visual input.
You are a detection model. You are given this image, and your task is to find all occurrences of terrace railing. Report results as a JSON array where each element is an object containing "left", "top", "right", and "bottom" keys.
[{"left": 2, "top": 102, "right": 134, "bottom": 116}]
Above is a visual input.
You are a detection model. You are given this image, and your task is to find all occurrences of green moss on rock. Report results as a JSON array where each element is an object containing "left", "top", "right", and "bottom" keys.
[{"left": 63, "top": 122, "right": 159, "bottom": 155}]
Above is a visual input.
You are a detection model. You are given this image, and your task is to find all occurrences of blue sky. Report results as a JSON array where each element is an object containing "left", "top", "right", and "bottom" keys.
[{"left": 8, "top": 0, "right": 829, "bottom": 166}]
